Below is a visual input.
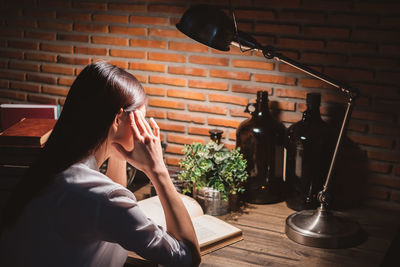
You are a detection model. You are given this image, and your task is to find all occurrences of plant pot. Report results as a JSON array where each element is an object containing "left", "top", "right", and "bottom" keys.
[{"left": 196, "top": 187, "right": 230, "bottom": 216}]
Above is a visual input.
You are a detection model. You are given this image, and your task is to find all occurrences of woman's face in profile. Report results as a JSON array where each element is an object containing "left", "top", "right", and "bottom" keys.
[{"left": 113, "top": 104, "right": 146, "bottom": 152}]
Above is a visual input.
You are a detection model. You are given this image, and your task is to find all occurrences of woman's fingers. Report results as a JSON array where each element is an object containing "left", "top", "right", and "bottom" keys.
[
  {"left": 149, "top": 117, "right": 159, "bottom": 137},
  {"left": 136, "top": 110, "right": 153, "bottom": 137},
  {"left": 129, "top": 111, "right": 144, "bottom": 142},
  {"left": 131, "top": 110, "right": 159, "bottom": 147}
]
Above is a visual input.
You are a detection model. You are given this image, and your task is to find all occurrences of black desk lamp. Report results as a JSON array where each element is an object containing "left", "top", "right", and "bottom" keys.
[{"left": 176, "top": 4, "right": 364, "bottom": 248}]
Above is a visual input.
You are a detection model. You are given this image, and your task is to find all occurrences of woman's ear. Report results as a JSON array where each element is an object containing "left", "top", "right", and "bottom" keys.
[{"left": 114, "top": 108, "right": 124, "bottom": 125}]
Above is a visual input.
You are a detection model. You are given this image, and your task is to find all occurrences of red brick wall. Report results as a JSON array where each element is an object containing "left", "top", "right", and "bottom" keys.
[{"left": 0, "top": 0, "right": 399, "bottom": 210}]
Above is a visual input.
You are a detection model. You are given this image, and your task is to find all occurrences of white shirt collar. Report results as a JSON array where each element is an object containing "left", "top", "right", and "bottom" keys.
[{"left": 80, "top": 154, "right": 99, "bottom": 171}]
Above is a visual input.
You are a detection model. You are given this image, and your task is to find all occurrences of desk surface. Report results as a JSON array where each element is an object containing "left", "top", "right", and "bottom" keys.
[
  {"left": 129, "top": 184, "right": 399, "bottom": 267},
  {"left": 199, "top": 202, "right": 399, "bottom": 267}
]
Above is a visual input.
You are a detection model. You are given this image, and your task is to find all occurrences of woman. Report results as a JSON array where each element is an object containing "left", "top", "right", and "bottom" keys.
[{"left": 0, "top": 62, "right": 201, "bottom": 267}]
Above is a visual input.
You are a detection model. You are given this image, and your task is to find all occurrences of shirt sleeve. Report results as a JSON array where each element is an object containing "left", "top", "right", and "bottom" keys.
[
  {"left": 95, "top": 187, "right": 192, "bottom": 267},
  {"left": 54, "top": 161, "right": 195, "bottom": 267}
]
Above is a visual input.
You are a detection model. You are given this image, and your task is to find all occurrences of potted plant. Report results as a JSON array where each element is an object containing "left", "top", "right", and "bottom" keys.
[{"left": 178, "top": 141, "right": 248, "bottom": 215}]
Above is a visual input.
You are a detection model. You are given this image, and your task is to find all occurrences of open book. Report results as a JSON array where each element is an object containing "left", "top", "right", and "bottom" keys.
[{"left": 127, "top": 194, "right": 243, "bottom": 261}]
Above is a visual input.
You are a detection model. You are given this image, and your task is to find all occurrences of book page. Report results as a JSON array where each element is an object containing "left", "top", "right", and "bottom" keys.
[
  {"left": 132, "top": 194, "right": 243, "bottom": 258},
  {"left": 137, "top": 194, "right": 204, "bottom": 227},
  {"left": 192, "top": 215, "right": 242, "bottom": 247}
]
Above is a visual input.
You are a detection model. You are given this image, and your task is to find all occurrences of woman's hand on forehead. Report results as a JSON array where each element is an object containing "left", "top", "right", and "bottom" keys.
[{"left": 113, "top": 110, "right": 165, "bottom": 176}]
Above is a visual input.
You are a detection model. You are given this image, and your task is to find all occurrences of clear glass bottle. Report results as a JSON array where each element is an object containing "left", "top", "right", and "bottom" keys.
[
  {"left": 285, "top": 93, "right": 333, "bottom": 211},
  {"left": 236, "top": 91, "right": 286, "bottom": 204}
]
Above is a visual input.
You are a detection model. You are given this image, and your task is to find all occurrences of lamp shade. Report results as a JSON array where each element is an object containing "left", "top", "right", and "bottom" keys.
[{"left": 176, "top": 5, "right": 235, "bottom": 51}]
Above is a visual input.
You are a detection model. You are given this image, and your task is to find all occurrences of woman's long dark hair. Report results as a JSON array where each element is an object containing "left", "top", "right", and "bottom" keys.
[{"left": 1, "top": 62, "right": 146, "bottom": 231}]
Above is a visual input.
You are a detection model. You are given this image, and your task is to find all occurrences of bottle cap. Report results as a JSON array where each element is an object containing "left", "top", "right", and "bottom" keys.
[
  {"left": 306, "top": 93, "right": 321, "bottom": 106},
  {"left": 209, "top": 129, "right": 223, "bottom": 143}
]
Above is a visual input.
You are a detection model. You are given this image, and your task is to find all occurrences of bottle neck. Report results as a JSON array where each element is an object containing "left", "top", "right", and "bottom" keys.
[
  {"left": 210, "top": 136, "right": 222, "bottom": 144},
  {"left": 256, "top": 101, "right": 270, "bottom": 116},
  {"left": 303, "top": 104, "right": 322, "bottom": 121},
  {"left": 209, "top": 129, "right": 223, "bottom": 144}
]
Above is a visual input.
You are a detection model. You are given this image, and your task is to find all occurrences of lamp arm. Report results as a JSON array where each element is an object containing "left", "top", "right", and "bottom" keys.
[
  {"left": 261, "top": 48, "right": 360, "bottom": 206},
  {"left": 273, "top": 52, "right": 359, "bottom": 205},
  {"left": 272, "top": 52, "right": 359, "bottom": 99},
  {"left": 231, "top": 40, "right": 360, "bottom": 206},
  {"left": 318, "top": 98, "right": 355, "bottom": 206},
  {"left": 231, "top": 42, "right": 360, "bottom": 99}
]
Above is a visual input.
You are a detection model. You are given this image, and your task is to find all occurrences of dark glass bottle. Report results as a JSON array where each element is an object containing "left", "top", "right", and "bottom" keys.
[
  {"left": 209, "top": 129, "right": 223, "bottom": 144},
  {"left": 236, "top": 91, "right": 286, "bottom": 204},
  {"left": 285, "top": 93, "right": 333, "bottom": 211}
]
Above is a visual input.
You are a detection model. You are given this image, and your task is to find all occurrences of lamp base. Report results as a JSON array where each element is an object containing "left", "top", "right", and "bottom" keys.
[{"left": 285, "top": 205, "right": 366, "bottom": 249}]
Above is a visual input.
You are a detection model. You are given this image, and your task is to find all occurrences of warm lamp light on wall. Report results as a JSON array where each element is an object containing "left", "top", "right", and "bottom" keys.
[{"left": 176, "top": 4, "right": 364, "bottom": 248}]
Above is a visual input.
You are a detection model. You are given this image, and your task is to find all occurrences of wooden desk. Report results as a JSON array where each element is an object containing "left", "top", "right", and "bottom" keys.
[
  {"left": 126, "top": 195, "right": 399, "bottom": 267},
  {"left": 199, "top": 203, "right": 399, "bottom": 266}
]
